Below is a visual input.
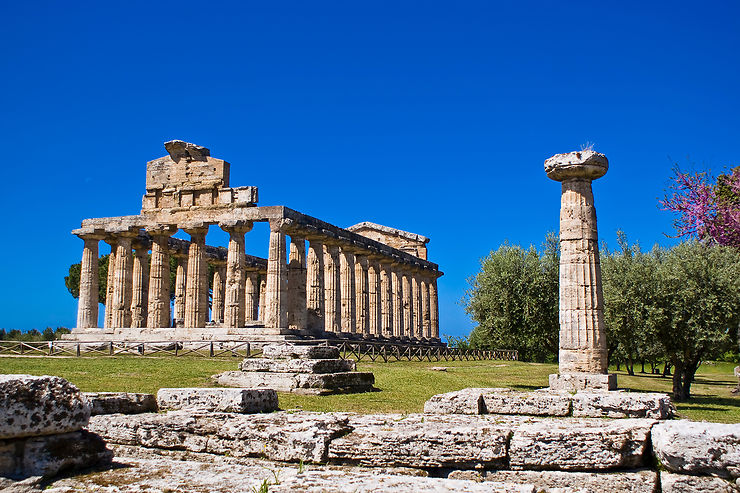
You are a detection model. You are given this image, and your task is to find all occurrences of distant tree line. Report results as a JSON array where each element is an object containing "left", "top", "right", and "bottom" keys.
[{"left": 0, "top": 327, "right": 71, "bottom": 341}]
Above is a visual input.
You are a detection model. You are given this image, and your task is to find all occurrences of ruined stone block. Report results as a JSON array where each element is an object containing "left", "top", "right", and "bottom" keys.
[
  {"left": 261, "top": 344, "right": 340, "bottom": 360},
  {"left": 327, "top": 414, "right": 512, "bottom": 469},
  {"left": 572, "top": 391, "right": 675, "bottom": 419},
  {"left": 449, "top": 469, "right": 658, "bottom": 493},
  {"left": 508, "top": 418, "right": 655, "bottom": 471},
  {"left": 660, "top": 472, "right": 740, "bottom": 493},
  {"left": 0, "top": 375, "right": 90, "bottom": 439},
  {"left": 652, "top": 421, "right": 740, "bottom": 478},
  {"left": 156, "top": 388, "right": 278, "bottom": 413},
  {"left": 238, "top": 357, "right": 355, "bottom": 374},
  {"left": 0, "top": 430, "right": 112, "bottom": 479},
  {"left": 482, "top": 389, "right": 572, "bottom": 416},
  {"left": 84, "top": 392, "right": 157, "bottom": 415}
]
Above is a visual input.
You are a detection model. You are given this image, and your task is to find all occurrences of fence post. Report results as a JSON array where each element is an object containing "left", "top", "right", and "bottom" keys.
[
  {"left": 48, "top": 341, "right": 53, "bottom": 356},
  {"left": 210, "top": 342, "right": 214, "bottom": 357}
]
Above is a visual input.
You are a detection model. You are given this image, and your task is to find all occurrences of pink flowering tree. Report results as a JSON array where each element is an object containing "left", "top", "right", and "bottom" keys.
[{"left": 661, "top": 166, "right": 740, "bottom": 247}]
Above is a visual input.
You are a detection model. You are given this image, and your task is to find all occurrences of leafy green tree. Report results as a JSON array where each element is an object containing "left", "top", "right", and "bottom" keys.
[
  {"left": 601, "top": 233, "right": 664, "bottom": 375},
  {"left": 462, "top": 233, "right": 559, "bottom": 362},
  {"left": 64, "top": 255, "right": 110, "bottom": 303},
  {"left": 654, "top": 241, "right": 740, "bottom": 401}
]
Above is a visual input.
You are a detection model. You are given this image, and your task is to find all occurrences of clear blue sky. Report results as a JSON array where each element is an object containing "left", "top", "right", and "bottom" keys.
[{"left": 1, "top": 1, "right": 738, "bottom": 337}]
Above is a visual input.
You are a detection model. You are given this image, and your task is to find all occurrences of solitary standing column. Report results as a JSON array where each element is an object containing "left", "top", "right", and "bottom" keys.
[
  {"left": 103, "top": 238, "right": 118, "bottom": 329},
  {"left": 430, "top": 277, "right": 439, "bottom": 340},
  {"left": 184, "top": 224, "right": 209, "bottom": 328},
  {"left": 355, "top": 256, "right": 369, "bottom": 336},
  {"left": 264, "top": 220, "right": 288, "bottom": 331},
  {"left": 130, "top": 240, "right": 150, "bottom": 328},
  {"left": 367, "top": 260, "right": 381, "bottom": 336},
  {"left": 324, "top": 243, "right": 341, "bottom": 334},
  {"left": 173, "top": 253, "right": 188, "bottom": 327},
  {"left": 221, "top": 221, "right": 252, "bottom": 328},
  {"left": 244, "top": 271, "right": 259, "bottom": 322},
  {"left": 339, "top": 248, "right": 357, "bottom": 334},
  {"left": 110, "top": 231, "right": 136, "bottom": 328},
  {"left": 147, "top": 227, "right": 176, "bottom": 328},
  {"left": 545, "top": 150, "right": 616, "bottom": 391},
  {"left": 211, "top": 263, "right": 226, "bottom": 324},
  {"left": 75, "top": 233, "right": 103, "bottom": 329},
  {"left": 288, "top": 236, "right": 308, "bottom": 332},
  {"left": 306, "top": 239, "right": 325, "bottom": 334},
  {"left": 402, "top": 272, "right": 412, "bottom": 338}
]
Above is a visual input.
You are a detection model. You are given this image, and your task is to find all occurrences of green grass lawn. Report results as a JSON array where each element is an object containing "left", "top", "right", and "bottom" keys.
[{"left": 1, "top": 355, "right": 737, "bottom": 423}]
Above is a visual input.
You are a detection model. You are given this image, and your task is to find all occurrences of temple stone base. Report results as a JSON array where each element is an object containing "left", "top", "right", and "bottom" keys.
[
  {"left": 212, "top": 343, "right": 375, "bottom": 394},
  {"left": 549, "top": 373, "right": 617, "bottom": 392}
]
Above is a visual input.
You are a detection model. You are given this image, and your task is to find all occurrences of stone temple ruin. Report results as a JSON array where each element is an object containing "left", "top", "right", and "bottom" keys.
[{"left": 68, "top": 140, "right": 442, "bottom": 343}]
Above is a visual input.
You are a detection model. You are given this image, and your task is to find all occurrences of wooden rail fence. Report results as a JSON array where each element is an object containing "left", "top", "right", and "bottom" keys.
[{"left": 0, "top": 340, "right": 518, "bottom": 362}]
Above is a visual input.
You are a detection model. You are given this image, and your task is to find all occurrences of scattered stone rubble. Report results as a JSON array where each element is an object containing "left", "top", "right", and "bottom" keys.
[
  {"left": 211, "top": 343, "right": 375, "bottom": 394},
  {"left": 0, "top": 375, "right": 112, "bottom": 481},
  {"left": 3, "top": 373, "right": 739, "bottom": 492}
]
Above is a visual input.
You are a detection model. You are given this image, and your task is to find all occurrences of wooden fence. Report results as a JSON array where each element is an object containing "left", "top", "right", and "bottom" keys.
[{"left": 0, "top": 340, "right": 517, "bottom": 362}]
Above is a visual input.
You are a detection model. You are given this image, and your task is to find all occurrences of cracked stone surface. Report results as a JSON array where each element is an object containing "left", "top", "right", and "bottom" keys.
[
  {"left": 0, "top": 375, "right": 91, "bottom": 439},
  {"left": 652, "top": 420, "right": 740, "bottom": 478},
  {"left": 83, "top": 392, "right": 157, "bottom": 415},
  {"left": 156, "top": 388, "right": 278, "bottom": 413},
  {"left": 508, "top": 417, "right": 655, "bottom": 471}
]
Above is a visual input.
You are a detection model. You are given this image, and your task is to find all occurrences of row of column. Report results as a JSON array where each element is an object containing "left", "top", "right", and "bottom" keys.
[
  {"left": 264, "top": 221, "right": 441, "bottom": 340},
  {"left": 76, "top": 223, "right": 268, "bottom": 330},
  {"left": 76, "top": 220, "right": 441, "bottom": 340}
]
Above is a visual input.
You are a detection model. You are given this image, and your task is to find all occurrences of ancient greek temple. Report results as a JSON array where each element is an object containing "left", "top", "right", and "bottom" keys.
[{"left": 69, "top": 140, "right": 442, "bottom": 343}]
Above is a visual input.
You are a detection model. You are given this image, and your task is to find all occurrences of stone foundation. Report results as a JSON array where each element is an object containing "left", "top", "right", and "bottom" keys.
[
  {"left": 549, "top": 372, "right": 617, "bottom": 392},
  {"left": 212, "top": 343, "right": 375, "bottom": 394}
]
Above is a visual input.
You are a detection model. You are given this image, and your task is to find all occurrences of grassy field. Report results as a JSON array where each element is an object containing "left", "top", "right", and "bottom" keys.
[{"left": 1, "top": 355, "right": 737, "bottom": 423}]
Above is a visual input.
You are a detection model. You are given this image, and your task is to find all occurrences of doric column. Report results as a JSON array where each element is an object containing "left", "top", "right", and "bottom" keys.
[
  {"left": 103, "top": 238, "right": 117, "bottom": 329},
  {"left": 391, "top": 267, "right": 403, "bottom": 338},
  {"left": 323, "top": 243, "right": 341, "bottom": 334},
  {"left": 421, "top": 277, "right": 431, "bottom": 339},
  {"left": 245, "top": 271, "right": 260, "bottom": 322},
  {"left": 146, "top": 227, "right": 175, "bottom": 328},
  {"left": 221, "top": 221, "right": 253, "bottom": 328},
  {"left": 173, "top": 253, "right": 187, "bottom": 327},
  {"left": 430, "top": 277, "right": 439, "bottom": 339},
  {"left": 412, "top": 274, "right": 422, "bottom": 339},
  {"left": 183, "top": 224, "right": 209, "bottom": 328},
  {"left": 130, "top": 240, "right": 150, "bottom": 328},
  {"left": 211, "top": 263, "right": 226, "bottom": 324},
  {"left": 258, "top": 275, "right": 266, "bottom": 322},
  {"left": 402, "top": 272, "right": 412, "bottom": 338},
  {"left": 545, "top": 150, "right": 614, "bottom": 391},
  {"left": 264, "top": 220, "right": 288, "bottom": 330},
  {"left": 306, "top": 239, "right": 325, "bottom": 333},
  {"left": 110, "top": 232, "right": 136, "bottom": 328},
  {"left": 76, "top": 233, "right": 103, "bottom": 329},
  {"left": 367, "top": 260, "right": 381, "bottom": 336},
  {"left": 355, "top": 256, "right": 369, "bottom": 336},
  {"left": 288, "top": 236, "right": 308, "bottom": 331},
  {"left": 339, "top": 247, "right": 356, "bottom": 333},
  {"left": 380, "top": 262, "right": 393, "bottom": 337}
]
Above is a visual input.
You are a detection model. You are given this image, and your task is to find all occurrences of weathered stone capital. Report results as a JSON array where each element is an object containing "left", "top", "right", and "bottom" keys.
[
  {"left": 145, "top": 224, "right": 178, "bottom": 237},
  {"left": 182, "top": 222, "right": 209, "bottom": 237},
  {"left": 219, "top": 220, "right": 254, "bottom": 234},
  {"left": 75, "top": 231, "right": 106, "bottom": 242},
  {"left": 269, "top": 218, "right": 293, "bottom": 233},
  {"left": 545, "top": 150, "right": 608, "bottom": 182}
]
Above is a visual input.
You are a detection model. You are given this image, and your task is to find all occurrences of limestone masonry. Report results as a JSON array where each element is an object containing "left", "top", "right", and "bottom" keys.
[
  {"left": 545, "top": 149, "right": 616, "bottom": 391},
  {"left": 70, "top": 140, "right": 442, "bottom": 343}
]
